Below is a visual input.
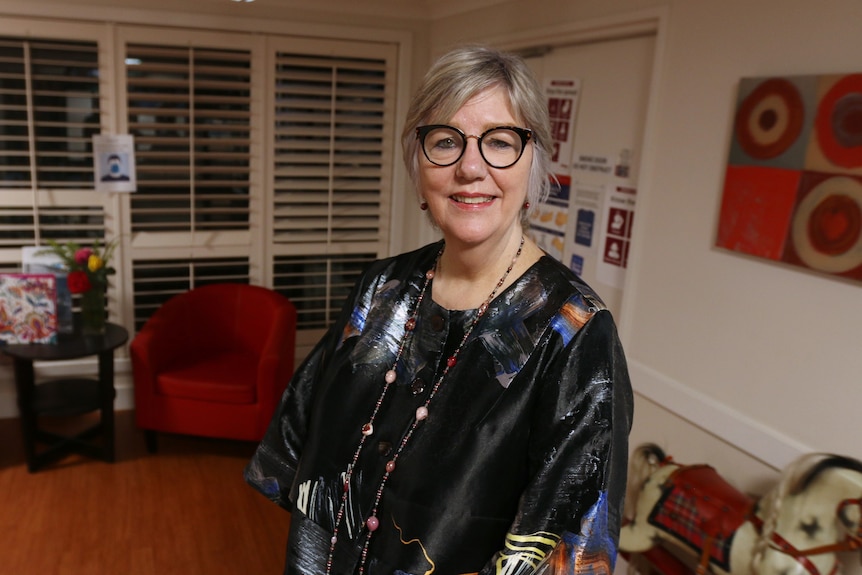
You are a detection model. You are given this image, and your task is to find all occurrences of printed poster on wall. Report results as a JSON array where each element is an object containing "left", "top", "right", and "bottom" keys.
[
  {"left": 528, "top": 175, "right": 571, "bottom": 261},
  {"left": 544, "top": 78, "right": 581, "bottom": 174},
  {"left": 530, "top": 78, "right": 580, "bottom": 262},
  {"left": 597, "top": 186, "right": 637, "bottom": 288},
  {"left": 567, "top": 182, "right": 605, "bottom": 276},
  {"left": 572, "top": 152, "right": 614, "bottom": 177},
  {"left": 93, "top": 134, "right": 137, "bottom": 193}
]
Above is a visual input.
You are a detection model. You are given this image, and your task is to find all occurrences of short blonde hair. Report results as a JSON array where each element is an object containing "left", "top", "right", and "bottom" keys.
[{"left": 401, "top": 45, "right": 554, "bottom": 221}]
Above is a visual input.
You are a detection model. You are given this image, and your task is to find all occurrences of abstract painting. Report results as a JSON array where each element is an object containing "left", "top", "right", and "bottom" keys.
[{"left": 716, "top": 73, "right": 862, "bottom": 282}]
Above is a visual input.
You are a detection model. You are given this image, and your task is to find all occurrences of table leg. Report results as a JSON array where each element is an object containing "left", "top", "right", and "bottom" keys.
[
  {"left": 12, "top": 358, "right": 38, "bottom": 472},
  {"left": 97, "top": 348, "right": 116, "bottom": 462}
]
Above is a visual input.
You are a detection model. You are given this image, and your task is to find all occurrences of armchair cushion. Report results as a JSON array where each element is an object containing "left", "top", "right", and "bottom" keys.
[{"left": 156, "top": 351, "right": 258, "bottom": 404}]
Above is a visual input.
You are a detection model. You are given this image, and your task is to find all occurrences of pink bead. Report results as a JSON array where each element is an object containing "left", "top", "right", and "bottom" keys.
[
  {"left": 415, "top": 406, "right": 428, "bottom": 421},
  {"left": 384, "top": 370, "right": 396, "bottom": 384},
  {"left": 426, "top": 269, "right": 435, "bottom": 280},
  {"left": 366, "top": 516, "right": 379, "bottom": 532},
  {"left": 385, "top": 460, "right": 396, "bottom": 473},
  {"left": 331, "top": 535, "right": 337, "bottom": 545}
]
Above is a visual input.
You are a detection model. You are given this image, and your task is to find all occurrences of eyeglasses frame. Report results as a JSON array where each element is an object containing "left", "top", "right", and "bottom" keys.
[{"left": 415, "top": 124, "right": 533, "bottom": 169}]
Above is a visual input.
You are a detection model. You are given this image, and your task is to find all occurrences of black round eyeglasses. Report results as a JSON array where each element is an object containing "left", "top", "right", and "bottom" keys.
[{"left": 416, "top": 124, "right": 533, "bottom": 169}]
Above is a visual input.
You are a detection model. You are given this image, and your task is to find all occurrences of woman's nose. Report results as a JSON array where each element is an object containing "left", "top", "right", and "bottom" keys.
[{"left": 455, "top": 138, "right": 487, "bottom": 179}]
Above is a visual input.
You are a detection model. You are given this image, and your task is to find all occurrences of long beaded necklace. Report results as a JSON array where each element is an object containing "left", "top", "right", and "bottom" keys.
[{"left": 324, "top": 235, "right": 526, "bottom": 575}]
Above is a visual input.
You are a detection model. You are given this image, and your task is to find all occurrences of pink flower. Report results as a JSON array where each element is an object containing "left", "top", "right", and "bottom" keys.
[{"left": 75, "top": 248, "right": 93, "bottom": 266}]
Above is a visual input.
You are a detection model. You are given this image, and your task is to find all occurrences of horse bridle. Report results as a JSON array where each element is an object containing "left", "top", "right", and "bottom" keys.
[{"left": 751, "top": 497, "right": 862, "bottom": 575}]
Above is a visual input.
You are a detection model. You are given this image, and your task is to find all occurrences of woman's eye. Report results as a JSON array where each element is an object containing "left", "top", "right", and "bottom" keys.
[
  {"left": 432, "top": 137, "right": 458, "bottom": 150},
  {"left": 485, "top": 137, "right": 515, "bottom": 150}
]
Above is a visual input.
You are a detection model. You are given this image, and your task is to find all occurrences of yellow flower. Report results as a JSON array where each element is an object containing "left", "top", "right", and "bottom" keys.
[{"left": 88, "top": 254, "right": 104, "bottom": 272}]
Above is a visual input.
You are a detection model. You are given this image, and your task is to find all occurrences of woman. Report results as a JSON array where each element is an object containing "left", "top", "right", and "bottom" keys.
[{"left": 246, "top": 45, "right": 633, "bottom": 575}]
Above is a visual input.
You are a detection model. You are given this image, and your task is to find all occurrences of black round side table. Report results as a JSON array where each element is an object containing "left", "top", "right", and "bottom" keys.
[{"left": 2, "top": 322, "right": 129, "bottom": 472}]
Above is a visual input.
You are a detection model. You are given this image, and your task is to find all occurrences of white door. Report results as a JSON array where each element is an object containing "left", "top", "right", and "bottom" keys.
[{"left": 525, "top": 34, "right": 655, "bottom": 318}]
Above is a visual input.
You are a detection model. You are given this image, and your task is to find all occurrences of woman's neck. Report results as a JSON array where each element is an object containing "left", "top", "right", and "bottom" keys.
[{"left": 431, "top": 233, "right": 543, "bottom": 310}]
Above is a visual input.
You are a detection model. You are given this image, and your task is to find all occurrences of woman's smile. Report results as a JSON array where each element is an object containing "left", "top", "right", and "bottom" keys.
[{"left": 450, "top": 194, "right": 495, "bottom": 205}]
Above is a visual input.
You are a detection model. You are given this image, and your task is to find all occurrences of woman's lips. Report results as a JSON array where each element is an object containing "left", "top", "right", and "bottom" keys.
[{"left": 450, "top": 194, "right": 494, "bottom": 205}]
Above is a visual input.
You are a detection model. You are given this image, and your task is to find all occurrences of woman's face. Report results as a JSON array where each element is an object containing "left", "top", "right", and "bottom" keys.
[{"left": 418, "top": 86, "right": 532, "bottom": 249}]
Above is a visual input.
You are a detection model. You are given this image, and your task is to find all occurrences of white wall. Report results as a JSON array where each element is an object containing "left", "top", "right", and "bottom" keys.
[
  {"left": 430, "top": 0, "right": 862, "bottom": 495},
  {"left": 626, "top": 0, "right": 862, "bottom": 464}
]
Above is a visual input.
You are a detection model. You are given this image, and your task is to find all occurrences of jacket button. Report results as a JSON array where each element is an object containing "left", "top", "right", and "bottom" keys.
[
  {"left": 377, "top": 441, "right": 392, "bottom": 456},
  {"left": 411, "top": 378, "right": 425, "bottom": 395}
]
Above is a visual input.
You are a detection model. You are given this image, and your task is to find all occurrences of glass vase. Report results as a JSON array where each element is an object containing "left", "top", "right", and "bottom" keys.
[{"left": 80, "top": 284, "right": 107, "bottom": 335}]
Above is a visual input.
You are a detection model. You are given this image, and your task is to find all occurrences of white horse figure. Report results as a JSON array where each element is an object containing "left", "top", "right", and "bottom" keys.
[{"left": 619, "top": 444, "right": 862, "bottom": 575}]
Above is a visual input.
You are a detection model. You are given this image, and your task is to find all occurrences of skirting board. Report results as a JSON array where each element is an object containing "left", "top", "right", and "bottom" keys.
[{"left": 629, "top": 358, "right": 813, "bottom": 471}]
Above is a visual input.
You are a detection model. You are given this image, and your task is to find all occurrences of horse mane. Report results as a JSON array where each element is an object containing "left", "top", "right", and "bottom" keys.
[
  {"left": 791, "top": 454, "right": 862, "bottom": 495},
  {"left": 624, "top": 443, "right": 667, "bottom": 521},
  {"left": 751, "top": 453, "right": 862, "bottom": 574}
]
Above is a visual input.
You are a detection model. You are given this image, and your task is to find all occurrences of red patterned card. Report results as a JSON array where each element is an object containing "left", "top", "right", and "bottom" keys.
[{"left": 0, "top": 273, "right": 58, "bottom": 344}]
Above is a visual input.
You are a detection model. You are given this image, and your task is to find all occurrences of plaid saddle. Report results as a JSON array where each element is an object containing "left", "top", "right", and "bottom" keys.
[{"left": 648, "top": 464, "right": 756, "bottom": 572}]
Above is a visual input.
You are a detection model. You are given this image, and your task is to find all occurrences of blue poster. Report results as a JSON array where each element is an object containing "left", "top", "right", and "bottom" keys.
[{"left": 575, "top": 208, "right": 594, "bottom": 247}]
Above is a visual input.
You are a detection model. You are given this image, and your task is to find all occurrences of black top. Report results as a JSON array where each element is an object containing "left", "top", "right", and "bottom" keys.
[{"left": 246, "top": 242, "right": 633, "bottom": 575}]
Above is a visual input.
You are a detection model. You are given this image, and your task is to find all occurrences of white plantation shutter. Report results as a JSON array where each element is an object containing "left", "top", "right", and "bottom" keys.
[
  {"left": 272, "top": 53, "right": 388, "bottom": 245},
  {"left": 273, "top": 252, "right": 377, "bottom": 332},
  {"left": 119, "top": 29, "right": 265, "bottom": 328},
  {"left": 126, "top": 43, "right": 254, "bottom": 235},
  {"left": 0, "top": 36, "right": 106, "bottom": 268},
  {"left": 270, "top": 40, "right": 396, "bottom": 335},
  {"left": 0, "top": 38, "right": 100, "bottom": 190},
  {"left": 0, "top": 23, "right": 399, "bottom": 348}
]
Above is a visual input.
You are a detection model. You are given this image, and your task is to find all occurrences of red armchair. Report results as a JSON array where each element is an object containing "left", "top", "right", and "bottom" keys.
[{"left": 130, "top": 283, "right": 297, "bottom": 451}]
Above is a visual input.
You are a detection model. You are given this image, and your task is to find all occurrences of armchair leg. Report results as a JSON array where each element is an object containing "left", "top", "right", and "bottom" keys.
[{"left": 144, "top": 430, "right": 158, "bottom": 453}]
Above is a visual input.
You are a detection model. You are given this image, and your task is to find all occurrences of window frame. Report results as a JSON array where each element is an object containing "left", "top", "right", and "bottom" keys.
[{"left": 0, "top": 15, "right": 409, "bottom": 369}]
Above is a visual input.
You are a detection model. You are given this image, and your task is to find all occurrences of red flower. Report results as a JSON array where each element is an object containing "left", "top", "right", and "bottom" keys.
[{"left": 67, "top": 270, "right": 92, "bottom": 294}]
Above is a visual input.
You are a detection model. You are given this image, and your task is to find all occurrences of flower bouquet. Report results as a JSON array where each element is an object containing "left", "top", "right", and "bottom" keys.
[{"left": 39, "top": 239, "right": 117, "bottom": 334}]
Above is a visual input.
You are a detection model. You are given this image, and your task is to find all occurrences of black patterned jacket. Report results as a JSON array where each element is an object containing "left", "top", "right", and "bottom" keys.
[{"left": 245, "top": 241, "right": 633, "bottom": 575}]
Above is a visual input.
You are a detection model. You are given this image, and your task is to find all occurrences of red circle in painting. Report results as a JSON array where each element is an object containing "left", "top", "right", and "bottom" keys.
[
  {"left": 815, "top": 74, "right": 862, "bottom": 168},
  {"left": 807, "top": 193, "right": 862, "bottom": 255},
  {"left": 791, "top": 176, "right": 862, "bottom": 274},
  {"left": 735, "top": 78, "right": 804, "bottom": 160}
]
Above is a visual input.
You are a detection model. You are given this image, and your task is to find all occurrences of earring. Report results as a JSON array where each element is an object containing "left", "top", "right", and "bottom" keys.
[
  {"left": 420, "top": 201, "right": 429, "bottom": 211},
  {"left": 523, "top": 201, "right": 531, "bottom": 210}
]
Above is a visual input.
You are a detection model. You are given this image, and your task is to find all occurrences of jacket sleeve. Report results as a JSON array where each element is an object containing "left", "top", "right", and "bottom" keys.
[
  {"left": 243, "top": 326, "right": 333, "bottom": 509},
  {"left": 243, "top": 263, "right": 379, "bottom": 508},
  {"left": 480, "top": 309, "right": 634, "bottom": 575}
]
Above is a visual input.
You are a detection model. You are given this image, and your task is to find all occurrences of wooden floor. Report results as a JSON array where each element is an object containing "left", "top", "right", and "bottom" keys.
[{"left": 0, "top": 411, "right": 290, "bottom": 575}]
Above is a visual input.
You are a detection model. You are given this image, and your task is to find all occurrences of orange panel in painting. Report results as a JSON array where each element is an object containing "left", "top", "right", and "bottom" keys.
[{"left": 716, "top": 165, "right": 801, "bottom": 260}]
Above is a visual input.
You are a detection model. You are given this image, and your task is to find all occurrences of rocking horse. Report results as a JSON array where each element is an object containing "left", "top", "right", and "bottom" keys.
[{"left": 619, "top": 444, "right": 862, "bottom": 575}]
